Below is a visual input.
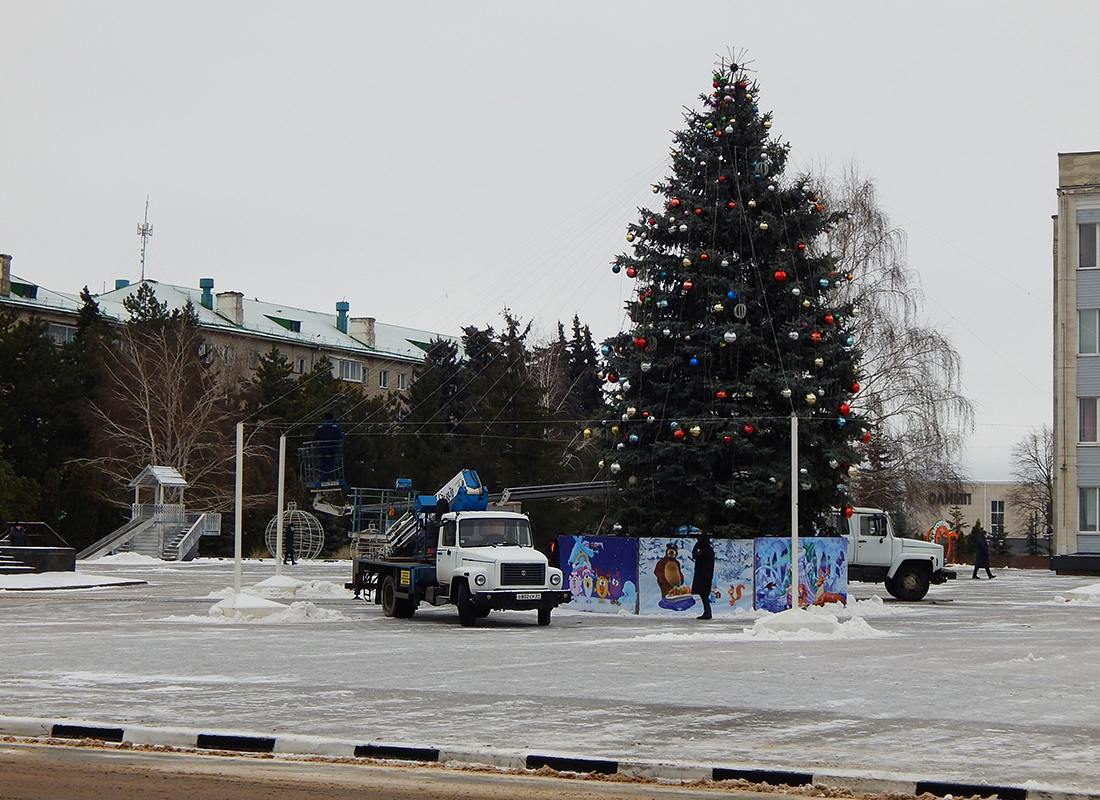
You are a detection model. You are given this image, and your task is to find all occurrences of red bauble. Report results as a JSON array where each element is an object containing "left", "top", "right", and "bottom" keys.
[
  {"left": 861, "top": 431, "right": 871, "bottom": 443},
  {"left": 742, "top": 424, "right": 754, "bottom": 436},
  {"left": 699, "top": 253, "right": 708, "bottom": 261},
  {"left": 634, "top": 337, "right": 646, "bottom": 349},
  {"left": 843, "top": 506, "right": 854, "bottom": 519},
  {"left": 694, "top": 207, "right": 703, "bottom": 215},
  {"left": 673, "top": 429, "right": 686, "bottom": 440},
  {"left": 810, "top": 331, "right": 822, "bottom": 343},
  {"left": 715, "top": 390, "right": 728, "bottom": 400},
  {"left": 851, "top": 381, "right": 860, "bottom": 393},
  {"left": 669, "top": 198, "right": 681, "bottom": 208},
  {"left": 824, "top": 314, "right": 834, "bottom": 325},
  {"left": 723, "top": 435, "right": 732, "bottom": 443},
  {"left": 606, "top": 373, "right": 618, "bottom": 383},
  {"left": 839, "top": 403, "right": 850, "bottom": 416},
  {"left": 774, "top": 269, "right": 787, "bottom": 282},
  {"left": 718, "top": 175, "right": 727, "bottom": 182},
  {"left": 797, "top": 243, "right": 806, "bottom": 251},
  {"left": 727, "top": 201, "right": 736, "bottom": 209},
  {"left": 682, "top": 280, "right": 694, "bottom": 291},
  {"left": 626, "top": 267, "right": 637, "bottom": 278}
]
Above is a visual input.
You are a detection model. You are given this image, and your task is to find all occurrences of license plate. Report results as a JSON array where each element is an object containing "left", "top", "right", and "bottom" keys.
[{"left": 515, "top": 592, "right": 541, "bottom": 601}]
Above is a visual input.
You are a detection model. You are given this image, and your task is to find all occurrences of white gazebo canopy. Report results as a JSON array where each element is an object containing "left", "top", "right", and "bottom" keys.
[{"left": 129, "top": 465, "right": 188, "bottom": 506}]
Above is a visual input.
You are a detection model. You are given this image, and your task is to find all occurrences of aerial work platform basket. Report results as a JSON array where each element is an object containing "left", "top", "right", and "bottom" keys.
[{"left": 297, "top": 440, "right": 347, "bottom": 491}]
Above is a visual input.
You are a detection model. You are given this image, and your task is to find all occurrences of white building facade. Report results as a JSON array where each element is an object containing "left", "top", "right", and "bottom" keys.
[{"left": 1053, "top": 151, "right": 1100, "bottom": 570}]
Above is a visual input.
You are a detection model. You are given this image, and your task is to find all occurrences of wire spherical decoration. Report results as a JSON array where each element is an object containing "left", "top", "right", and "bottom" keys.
[{"left": 264, "top": 502, "right": 325, "bottom": 560}]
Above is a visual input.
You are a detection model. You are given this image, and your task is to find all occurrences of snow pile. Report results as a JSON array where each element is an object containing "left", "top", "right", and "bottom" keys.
[
  {"left": 163, "top": 601, "right": 348, "bottom": 624},
  {"left": 205, "top": 578, "right": 351, "bottom": 600},
  {"left": 843, "top": 594, "right": 914, "bottom": 617},
  {"left": 748, "top": 613, "right": 895, "bottom": 640},
  {"left": 613, "top": 612, "right": 892, "bottom": 643},
  {"left": 1054, "top": 582, "right": 1100, "bottom": 604},
  {"left": 79, "top": 552, "right": 164, "bottom": 565}
]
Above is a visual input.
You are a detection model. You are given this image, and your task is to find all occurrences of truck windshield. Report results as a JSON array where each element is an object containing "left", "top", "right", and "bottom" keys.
[{"left": 459, "top": 519, "right": 533, "bottom": 548}]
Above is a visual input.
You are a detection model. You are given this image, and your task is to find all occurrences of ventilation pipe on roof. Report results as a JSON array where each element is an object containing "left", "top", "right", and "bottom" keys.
[
  {"left": 336, "top": 301, "right": 349, "bottom": 334},
  {"left": 0, "top": 254, "right": 10, "bottom": 297},
  {"left": 216, "top": 291, "right": 244, "bottom": 326},
  {"left": 350, "top": 316, "right": 376, "bottom": 348},
  {"left": 199, "top": 278, "right": 214, "bottom": 310}
]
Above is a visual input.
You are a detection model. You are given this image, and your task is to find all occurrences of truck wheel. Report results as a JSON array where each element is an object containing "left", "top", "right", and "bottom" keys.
[
  {"left": 456, "top": 582, "right": 478, "bottom": 627},
  {"left": 886, "top": 565, "right": 931, "bottom": 601},
  {"left": 381, "top": 575, "right": 417, "bottom": 618},
  {"left": 537, "top": 606, "right": 552, "bottom": 626}
]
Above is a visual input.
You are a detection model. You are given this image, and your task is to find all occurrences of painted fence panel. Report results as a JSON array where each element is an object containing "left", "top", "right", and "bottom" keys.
[
  {"left": 638, "top": 537, "right": 753, "bottom": 616},
  {"left": 558, "top": 535, "right": 639, "bottom": 613},
  {"left": 754, "top": 537, "right": 848, "bottom": 612}
]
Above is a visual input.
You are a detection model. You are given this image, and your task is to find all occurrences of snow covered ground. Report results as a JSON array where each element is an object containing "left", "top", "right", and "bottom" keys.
[{"left": 3, "top": 556, "right": 1100, "bottom": 793}]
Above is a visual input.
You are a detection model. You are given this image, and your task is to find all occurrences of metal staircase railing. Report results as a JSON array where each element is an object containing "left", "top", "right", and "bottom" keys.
[
  {"left": 75, "top": 517, "right": 157, "bottom": 561},
  {"left": 163, "top": 513, "right": 221, "bottom": 561}
]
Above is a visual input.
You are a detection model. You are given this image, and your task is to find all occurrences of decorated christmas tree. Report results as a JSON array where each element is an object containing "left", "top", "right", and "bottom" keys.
[{"left": 598, "top": 57, "right": 867, "bottom": 538}]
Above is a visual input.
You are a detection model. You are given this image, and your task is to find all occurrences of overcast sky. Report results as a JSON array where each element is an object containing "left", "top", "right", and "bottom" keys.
[{"left": 3, "top": 1, "right": 1096, "bottom": 481}]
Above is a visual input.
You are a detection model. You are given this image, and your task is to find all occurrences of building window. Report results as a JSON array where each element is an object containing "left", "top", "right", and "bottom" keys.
[
  {"left": 990, "top": 500, "right": 1005, "bottom": 536},
  {"left": 1080, "top": 487, "right": 1100, "bottom": 532},
  {"left": 1080, "top": 310, "right": 1100, "bottom": 354},
  {"left": 397, "top": 372, "right": 408, "bottom": 390},
  {"left": 295, "top": 357, "right": 306, "bottom": 374},
  {"left": 218, "top": 346, "right": 236, "bottom": 366},
  {"left": 248, "top": 350, "right": 261, "bottom": 369},
  {"left": 1082, "top": 398, "right": 1099, "bottom": 442},
  {"left": 46, "top": 323, "right": 76, "bottom": 345},
  {"left": 1081, "top": 222, "right": 1099, "bottom": 269},
  {"left": 332, "top": 358, "right": 363, "bottom": 383},
  {"left": 378, "top": 369, "right": 389, "bottom": 389}
]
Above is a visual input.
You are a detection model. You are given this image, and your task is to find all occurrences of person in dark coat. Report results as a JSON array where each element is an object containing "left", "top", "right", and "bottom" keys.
[
  {"left": 314, "top": 414, "right": 343, "bottom": 482},
  {"left": 8, "top": 523, "right": 28, "bottom": 547},
  {"left": 972, "top": 520, "right": 994, "bottom": 579},
  {"left": 691, "top": 535, "right": 716, "bottom": 619},
  {"left": 283, "top": 521, "right": 297, "bottom": 566}
]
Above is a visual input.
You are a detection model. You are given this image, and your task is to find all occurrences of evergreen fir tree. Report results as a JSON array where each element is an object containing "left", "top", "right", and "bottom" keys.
[
  {"left": 600, "top": 57, "right": 866, "bottom": 538},
  {"left": 566, "top": 316, "right": 602, "bottom": 417}
]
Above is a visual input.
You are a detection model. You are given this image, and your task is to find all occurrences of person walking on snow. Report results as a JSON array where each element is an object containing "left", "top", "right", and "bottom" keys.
[{"left": 972, "top": 520, "right": 994, "bottom": 579}]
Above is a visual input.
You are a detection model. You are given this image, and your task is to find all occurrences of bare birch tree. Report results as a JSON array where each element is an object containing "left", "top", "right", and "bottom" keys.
[
  {"left": 81, "top": 291, "right": 267, "bottom": 512},
  {"left": 1009, "top": 425, "right": 1053, "bottom": 551},
  {"left": 823, "top": 166, "right": 974, "bottom": 519}
]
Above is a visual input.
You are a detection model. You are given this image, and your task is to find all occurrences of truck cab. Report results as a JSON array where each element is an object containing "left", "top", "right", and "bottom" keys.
[{"left": 835, "top": 507, "right": 956, "bottom": 601}]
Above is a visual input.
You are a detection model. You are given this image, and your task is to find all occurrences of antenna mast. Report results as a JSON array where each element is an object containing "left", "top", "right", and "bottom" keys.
[{"left": 137, "top": 197, "right": 153, "bottom": 281}]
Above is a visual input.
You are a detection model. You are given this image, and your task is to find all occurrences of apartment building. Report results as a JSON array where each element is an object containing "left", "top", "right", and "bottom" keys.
[{"left": 0, "top": 253, "right": 455, "bottom": 395}]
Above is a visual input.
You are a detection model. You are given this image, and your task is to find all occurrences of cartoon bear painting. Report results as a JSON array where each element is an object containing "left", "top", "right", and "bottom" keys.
[{"left": 653, "top": 542, "right": 695, "bottom": 611}]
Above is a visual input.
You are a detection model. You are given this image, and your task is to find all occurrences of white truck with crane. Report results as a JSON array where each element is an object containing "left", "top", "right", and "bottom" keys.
[{"left": 346, "top": 470, "right": 571, "bottom": 626}]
